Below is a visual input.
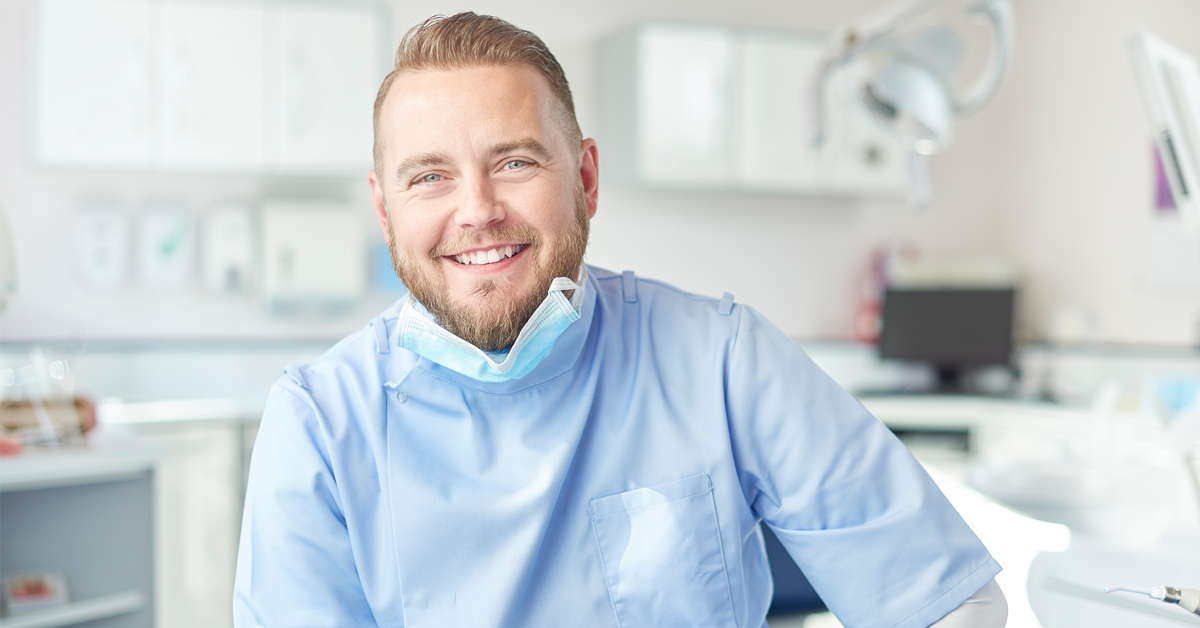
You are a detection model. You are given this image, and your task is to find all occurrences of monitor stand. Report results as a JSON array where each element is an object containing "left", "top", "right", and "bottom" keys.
[{"left": 934, "top": 366, "right": 968, "bottom": 394}]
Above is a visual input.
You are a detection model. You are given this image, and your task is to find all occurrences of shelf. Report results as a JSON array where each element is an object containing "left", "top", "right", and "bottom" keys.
[
  {"left": 0, "top": 590, "right": 144, "bottom": 628},
  {"left": 0, "top": 448, "right": 156, "bottom": 493},
  {"left": 97, "top": 398, "right": 258, "bottom": 425}
]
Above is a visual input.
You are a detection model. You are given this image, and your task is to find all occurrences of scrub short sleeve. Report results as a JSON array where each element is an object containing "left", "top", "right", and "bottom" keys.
[
  {"left": 233, "top": 382, "right": 378, "bottom": 628},
  {"left": 724, "top": 306, "right": 1000, "bottom": 628}
]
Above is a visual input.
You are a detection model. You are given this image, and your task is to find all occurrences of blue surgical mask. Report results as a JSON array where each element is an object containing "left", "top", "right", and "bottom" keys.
[{"left": 396, "top": 270, "right": 585, "bottom": 382}]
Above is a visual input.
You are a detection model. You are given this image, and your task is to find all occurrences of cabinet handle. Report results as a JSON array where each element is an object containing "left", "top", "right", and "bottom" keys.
[
  {"left": 167, "top": 44, "right": 190, "bottom": 136},
  {"left": 286, "top": 45, "right": 306, "bottom": 141},
  {"left": 126, "top": 36, "right": 147, "bottom": 134}
]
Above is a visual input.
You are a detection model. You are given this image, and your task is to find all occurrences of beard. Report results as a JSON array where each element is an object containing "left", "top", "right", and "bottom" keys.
[{"left": 388, "top": 185, "right": 590, "bottom": 352}]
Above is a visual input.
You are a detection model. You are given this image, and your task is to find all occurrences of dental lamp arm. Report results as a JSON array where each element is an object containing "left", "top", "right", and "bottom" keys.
[
  {"left": 926, "top": 578, "right": 1008, "bottom": 628},
  {"left": 953, "top": 0, "right": 1014, "bottom": 118}
]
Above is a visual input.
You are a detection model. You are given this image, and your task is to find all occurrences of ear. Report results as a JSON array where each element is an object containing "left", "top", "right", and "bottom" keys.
[
  {"left": 368, "top": 169, "right": 389, "bottom": 236},
  {"left": 578, "top": 138, "right": 599, "bottom": 219}
]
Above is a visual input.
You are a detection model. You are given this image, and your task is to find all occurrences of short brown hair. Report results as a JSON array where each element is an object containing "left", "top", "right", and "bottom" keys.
[{"left": 372, "top": 13, "right": 582, "bottom": 171}]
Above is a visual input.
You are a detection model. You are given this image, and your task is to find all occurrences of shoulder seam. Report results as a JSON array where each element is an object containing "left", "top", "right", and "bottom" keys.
[{"left": 730, "top": 303, "right": 746, "bottom": 355}]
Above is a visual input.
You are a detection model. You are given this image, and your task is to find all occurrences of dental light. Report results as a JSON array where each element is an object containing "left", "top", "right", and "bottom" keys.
[{"left": 814, "top": 0, "right": 1014, "bottom": 205}]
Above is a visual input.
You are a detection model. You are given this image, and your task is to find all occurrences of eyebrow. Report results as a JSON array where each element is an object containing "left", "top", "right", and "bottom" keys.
[
  {"left": 486, "top": 138, "right": 552, "bottom": 163},
  {"left": 394, "top": 152, "right": 451, "bottom": 185}
]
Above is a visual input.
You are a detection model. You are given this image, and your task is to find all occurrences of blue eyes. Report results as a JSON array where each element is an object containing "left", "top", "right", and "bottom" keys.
[{"left": 412, "top": 160, "right": 532, "bottom": 187}]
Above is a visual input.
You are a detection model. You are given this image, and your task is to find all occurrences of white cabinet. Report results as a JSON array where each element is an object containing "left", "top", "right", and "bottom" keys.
[
  {"left": 132, "top": 421, "right": 242, "bottom": 628},
  {"left": 273, "top": 4, "right": 382, "bottom": 173},
  {"left": 31, "top": 0, "right": 386, "bottom": 175},
  {"left": 599, "top": 23, "right": 909, "bottom": 198},
  {"left": 157, "top": 1, "right": 267, "bottom": 171},
  {"left": 736, "top": 32, "right": 827, "bottom": 191},
  {"left": 94, "top": 402, "right": 254, "bottom": 628},
  {"left": 32, "top": 0, "right": 153, "bottom": 169},
  {"left": 635, "top": 24, "right": 735, "bottom": 188},
  {"left": 0, "top": 449, "right": 156, "bottom": 628}
]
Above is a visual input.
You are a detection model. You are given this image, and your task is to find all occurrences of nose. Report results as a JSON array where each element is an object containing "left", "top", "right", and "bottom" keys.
[{"left": 453, "top": 173, "right": 505, "bottom": 230}]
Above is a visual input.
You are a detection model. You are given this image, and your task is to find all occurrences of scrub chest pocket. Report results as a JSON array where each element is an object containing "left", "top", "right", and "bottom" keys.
[{"left": 589, "top": 474, "right": 738, "bottom": 628}]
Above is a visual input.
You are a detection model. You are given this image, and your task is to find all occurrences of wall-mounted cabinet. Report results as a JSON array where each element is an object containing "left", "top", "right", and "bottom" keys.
[
  {"left": 32, "top": 0, "right": 155, "bottom": 170},
  {"left": 156, "top": 1, "right": 268, "bottom": 171},
  {"left": 31, "top": 0, "right": 388, "bottom": 176},
  {"left": 272, "top": 4, "right": 381, "bottom": 173},
  {"left": 599, "top": 23, "right": 909, "bottom": 198}
]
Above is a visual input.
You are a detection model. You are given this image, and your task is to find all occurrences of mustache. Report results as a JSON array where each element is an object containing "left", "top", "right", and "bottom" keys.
[{"left": 428, "top": 224, "right": 544, "bottom": 259}]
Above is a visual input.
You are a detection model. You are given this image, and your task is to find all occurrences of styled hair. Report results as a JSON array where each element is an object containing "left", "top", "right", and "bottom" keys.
[{"left": 372, "top": 12, "right": 582, "bottom": 170}]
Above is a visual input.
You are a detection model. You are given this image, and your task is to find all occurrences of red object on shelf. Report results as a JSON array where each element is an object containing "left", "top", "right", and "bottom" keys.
[
  {"left": 854, "top": 243, "right": 918, "bottom": 344},
  {"left": 0, "top": 433, "right": 20, "bottom": 455}
]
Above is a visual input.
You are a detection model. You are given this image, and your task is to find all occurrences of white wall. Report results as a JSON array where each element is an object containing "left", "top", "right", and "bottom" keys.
[
  {"left": 988, "top": 0, "right": 1200, "bottom": 345},
  {"left": 1, "top": 0, "right": 1198, "bottom": 345}
]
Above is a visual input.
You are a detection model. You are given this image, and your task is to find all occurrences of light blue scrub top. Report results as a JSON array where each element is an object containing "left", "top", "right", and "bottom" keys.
[{"left": 235, "top": 266, "right": 1000, "bottom": 628}]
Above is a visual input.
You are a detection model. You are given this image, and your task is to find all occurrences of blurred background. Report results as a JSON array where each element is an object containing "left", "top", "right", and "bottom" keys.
[{"left": 1, "top": 0, "right": 1199, "bottom": 627}]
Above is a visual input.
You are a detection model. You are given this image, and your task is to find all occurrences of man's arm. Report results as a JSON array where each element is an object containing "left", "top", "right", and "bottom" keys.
[
  {"left": 723, "top": 304, "right": 1001, "bottom": 628},
  {"left": 929, "top": 579, "right": 1007, "bottom": 627},
  {"left": 234, "top": 382, "right": 377, "bottom": 627}
]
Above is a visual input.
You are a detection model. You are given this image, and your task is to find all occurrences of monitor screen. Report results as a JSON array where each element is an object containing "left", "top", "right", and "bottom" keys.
[{"left": 879, "top": 288, "right": 1015, "bottom": 367}]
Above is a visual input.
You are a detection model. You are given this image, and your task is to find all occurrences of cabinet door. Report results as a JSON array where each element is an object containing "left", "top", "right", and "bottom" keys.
[
  {"left": 157, "top": 1, "right": 266, "bottom": 171},
  {"left": 134, "top": 422, "right": 241, "bottom": 628},
  {"left": 272, "top": 4, "right": 382, "bottom": 174},
  {"left": 637, "top": 25, "right": 735, "bottom": 187},
  {"left": 32, "top": 0, "right": 152, "bottom": 168},
  {"left": 737, "top": 33, "right": 827, "bottom": 191}
]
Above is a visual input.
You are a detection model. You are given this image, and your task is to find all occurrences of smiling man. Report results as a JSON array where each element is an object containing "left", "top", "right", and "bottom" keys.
[
  {"left": 370, "top": 55, "right": 595, "bottom": 367},
  {"left": 234, "top": 13, "right": 1006, "bottom": 628}
]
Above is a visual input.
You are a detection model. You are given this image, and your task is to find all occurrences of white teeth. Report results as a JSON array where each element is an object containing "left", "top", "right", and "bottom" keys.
[{"left": 454, "top": 246, "right": 522, "bottom": 265}]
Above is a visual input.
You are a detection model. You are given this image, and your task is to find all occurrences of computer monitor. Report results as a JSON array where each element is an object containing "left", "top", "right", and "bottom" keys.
[{"left": 878, "top": 288, "right": 1015, "bottom": 393}]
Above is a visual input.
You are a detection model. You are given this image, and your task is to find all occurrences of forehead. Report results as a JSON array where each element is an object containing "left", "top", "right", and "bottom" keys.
[{"left": 378, "top": 65, "right": 563, "bottom": 161}]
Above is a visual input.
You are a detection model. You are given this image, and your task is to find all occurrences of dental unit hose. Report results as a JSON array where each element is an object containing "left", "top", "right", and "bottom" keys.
[{"left": 1104, "top": 585, "right": 1200, "bottom": 617}]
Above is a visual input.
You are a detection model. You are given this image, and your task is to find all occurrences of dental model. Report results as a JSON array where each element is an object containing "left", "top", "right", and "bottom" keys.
[{"left": 1104, "top": 585, "right": 1200, "bottom": 617}]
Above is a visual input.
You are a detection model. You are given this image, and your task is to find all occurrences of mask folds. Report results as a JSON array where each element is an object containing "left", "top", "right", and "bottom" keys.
[{"left": 397, "top": 269, "right": 586, "bottom": 382}]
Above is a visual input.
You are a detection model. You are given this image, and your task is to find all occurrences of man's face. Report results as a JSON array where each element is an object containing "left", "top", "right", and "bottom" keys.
[{"left": 369, "top": 65, "right": 599, "bottom": 352}]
